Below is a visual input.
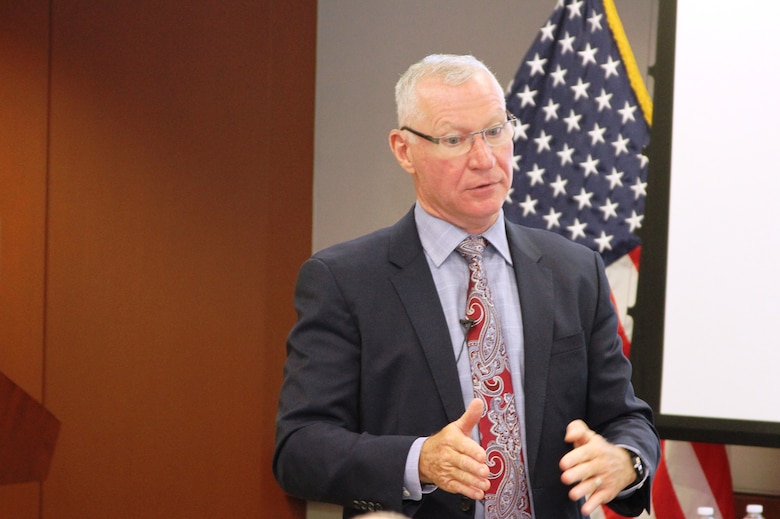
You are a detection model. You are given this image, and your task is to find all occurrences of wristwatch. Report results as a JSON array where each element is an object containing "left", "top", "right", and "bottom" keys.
[{"left": 628, "top": 451, "right": 645, "bottom": 485}]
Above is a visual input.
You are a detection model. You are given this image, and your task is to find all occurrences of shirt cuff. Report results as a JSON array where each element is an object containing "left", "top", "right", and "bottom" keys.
[{"left": 403, "top": 437, "right": 437, "bottom": 500}]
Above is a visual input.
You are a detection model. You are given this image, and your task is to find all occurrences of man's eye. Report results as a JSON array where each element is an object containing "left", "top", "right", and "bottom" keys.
[
  {"left": 441, "top": 135, "right": 465, "bottom": 147},
  {"left": 485, "top": 125, "right": 504, "bottom": 138}
]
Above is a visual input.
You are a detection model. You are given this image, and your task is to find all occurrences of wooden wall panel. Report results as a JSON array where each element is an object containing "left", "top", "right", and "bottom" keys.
[
  {"left": 0, "top": 0, "right": 311, "bottom": 517},
  {"left": 0, "top": 0, "right": 48, "bottom": 416},
  {"left": 0, "top": 1, "right": 50, "bottom": 517}
]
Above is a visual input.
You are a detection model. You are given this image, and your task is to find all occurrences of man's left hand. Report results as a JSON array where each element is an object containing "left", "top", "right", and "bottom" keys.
[{"left": 558, "top": 419, "right": 636, "bottom": 516}]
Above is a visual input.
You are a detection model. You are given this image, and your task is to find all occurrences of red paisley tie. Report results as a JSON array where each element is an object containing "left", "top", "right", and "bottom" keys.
[{"left": 457, "top": 236, "right": 532, "bottom": 519}]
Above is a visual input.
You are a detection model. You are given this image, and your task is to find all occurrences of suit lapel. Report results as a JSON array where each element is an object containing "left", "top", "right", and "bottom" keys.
[
  {"left": 506, "top": 223, "right": 554, "bottom": 477},
  {"left": 388, "top": 210, "right": 466, "bottom": 423}
]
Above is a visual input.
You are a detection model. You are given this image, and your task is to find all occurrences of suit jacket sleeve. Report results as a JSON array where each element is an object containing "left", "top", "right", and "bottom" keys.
[
  {"left": 585, "top": 251, "right": 659, "bottom": 516},
  {"left": 564, "top": 248, "right": 659, "bottom": 516},
  {"left": 272, "top": 253, "right": 416, "bottom": 513}
]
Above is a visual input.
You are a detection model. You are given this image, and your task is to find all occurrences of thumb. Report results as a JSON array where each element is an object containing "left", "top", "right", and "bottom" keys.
[
  {"left": 564, "top": 419, "right": 589, "bottom": 446},
  {"left": 457, "top": 398, "right": 484, "bottom": 435}
]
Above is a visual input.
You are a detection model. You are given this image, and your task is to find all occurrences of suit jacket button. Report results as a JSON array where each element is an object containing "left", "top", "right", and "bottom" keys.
[{"left": 459, "top": 497, "right": 473, "bottom": 512}]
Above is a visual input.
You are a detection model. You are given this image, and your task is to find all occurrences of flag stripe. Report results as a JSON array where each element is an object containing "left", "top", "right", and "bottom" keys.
[
  {"left": 665, "top": 440, "right": 727, "bottom": 517},
  {"left": 693, "top": 443, "right": 736, "bottom": 519},
  {"left": 651, "top": 442, "right": 687, "bottom": 518}
]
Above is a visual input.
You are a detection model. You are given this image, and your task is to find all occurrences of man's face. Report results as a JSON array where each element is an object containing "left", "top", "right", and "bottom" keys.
[{"left": 390, "top": 71, "right": 514, "bottom": 234}]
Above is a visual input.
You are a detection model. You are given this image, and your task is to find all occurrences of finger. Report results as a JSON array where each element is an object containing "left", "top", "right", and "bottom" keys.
[
  {"left": 564, "top": 419, "right": 587, "bottom": 440},
  {"left": 580, "top": 484, "right": 610, "bottom": 516},
  {"left": 428, "top": 451, "right": 490, "bottom": 498},
  {"left": 454, "top": 400, "right": 488, "bottom": 465},
  {"left": 567, "top": 474, "right": 606, "bottom": 505},
  {"left": 563, "top": 419, "right": 594, "bottom": 447},
  {"left": 453, "top": 463, "right": 491, "bottom": 493},
  {"left": 560, "top": 428, "right": 602, "bottom": 472},
  {"left": 457, "top": 398, "right": 484, "bottom": 435},
  {"left": 447, "top": 478, "right": 487, "bottom": 501}
]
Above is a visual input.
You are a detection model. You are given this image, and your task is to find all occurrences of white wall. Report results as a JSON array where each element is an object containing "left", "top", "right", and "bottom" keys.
[{"left": 312, "top": 1, "right": 779, "bottom": 517}]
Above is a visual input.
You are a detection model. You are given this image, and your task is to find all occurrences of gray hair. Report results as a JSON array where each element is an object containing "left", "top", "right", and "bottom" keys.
[{"left": 394, "top": 54, "right": 503, "bottom": 127}]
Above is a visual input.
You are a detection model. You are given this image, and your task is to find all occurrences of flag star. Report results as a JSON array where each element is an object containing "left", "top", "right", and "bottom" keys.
[
  {"left": 606, "top": 167, "right": 624, "bottom": 188},
  {"left": 588, "top": 123, "right": 607, "bottom": 145},
  {"left": 599, "top": 198, "right": 619, "bottom": 220},
  {"left": 543, "top": 207, "right": 562, "bottom": 229},
  {"left": 618, "top": 101, "right": 638, "bottom": 124},
  {"left": 601, "top": 55, "right": 621, "bottom": 79},
  {"left": 540, "top": 20, "right": 556, "bottom": 41},
  {"left": 595, "top": 88, "right": 613, "bottom": 111},
  {"left": 579, "top": 154, "right": 600, "bottom": 177},
  {"left": 527, "top": 53, "right": 548, "bottom": 76},
  {"left": 534, "top": 130, "right": 553, "bottom": 152},
  {"left": 526, "top": 163, "right": 546, "bottom": 186},
  {"left": 512, "top": 153, "right": 522, "bottom": 171},
  {"left": 566, "top": 0, "right": 584, "bottom": 19},
  {"left": 550, "top": 65, "right": 568, "bottom": 86},
  {"left": 594, "top": 230, "right": 614, "bottom": 252},
  {"left": 630, "top": 177, "right": 648, "bottom": 199},
  {"left": 611, "top": 133, "right": 630, "bottom": 156},
  {"left": 587, "top": 11, "right": 603, "bottom": 32},
  {"left": 519, "top": 194, "right": 538, "bottom": 216},
  {"left": 637, "top": 152, "right": 649, "bottom": 168},
  {"left": 563, "top": 109, "right": 582, "bottom": 132},
  {"left": 558, "top": 32, "right": 576, "bottom": 54},
  {"left": 516, "top": 84, "right": 538, "bottom": 107},
  {"left": 626, "top": 210, "right": 644, "bottom": 232},
  {"left": 573, "top": 187, "right": 594, "bottom": 209},
  {"left": 505, "top": 186, "right": 514, "bottom": 204},
  {"left": 570, "top": 77, "right": 590, "bottom": 100},
  {"left": 557, "top": 143, "right": 575, "bottom": 166},
  {"left": 542, "top": 98, "right": 560, "bottom": 121},
  {"left": 550, "top": 174, "right": 568, "bottom": 197},
  {"left": 513, "top": 118, "right": 530, "bottom": 141},
  {"left": 567, "top": 218, "right": 588, "bottom": 240},
  {"left": 578, "top": 43, "right": 598, "bottom": 66}
]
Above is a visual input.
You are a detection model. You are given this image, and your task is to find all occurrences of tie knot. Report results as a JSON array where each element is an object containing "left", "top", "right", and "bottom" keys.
[{"left": 456, "top": 236, "right": 487, "bottom": 260}]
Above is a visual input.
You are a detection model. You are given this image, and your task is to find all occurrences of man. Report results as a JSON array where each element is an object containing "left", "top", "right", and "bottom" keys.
[{"left": 274, "top": 54, "right": 660, "bottom": 518}]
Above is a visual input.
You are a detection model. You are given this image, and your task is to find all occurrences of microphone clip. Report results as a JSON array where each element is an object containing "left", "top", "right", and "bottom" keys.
[{"left": 459, "top": 318, "right": 476, "bottom": 330}]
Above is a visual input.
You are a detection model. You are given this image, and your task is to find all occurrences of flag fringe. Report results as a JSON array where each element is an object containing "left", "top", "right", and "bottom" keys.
[{"left": 602, "top": 0, "right": 653, "bottom": 127}]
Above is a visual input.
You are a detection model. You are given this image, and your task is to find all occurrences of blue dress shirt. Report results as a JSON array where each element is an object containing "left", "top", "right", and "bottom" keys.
[{"left": 403, "top": 203, "right": 532, "bottom": 517}]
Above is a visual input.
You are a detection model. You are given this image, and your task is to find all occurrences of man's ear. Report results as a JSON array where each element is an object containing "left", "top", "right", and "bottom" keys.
[{"left": 389, "top": 130, "right": 416, "bottom": 175}]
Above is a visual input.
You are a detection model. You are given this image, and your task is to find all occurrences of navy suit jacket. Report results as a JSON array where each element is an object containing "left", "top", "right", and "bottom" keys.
[{"left": 273, "top": 208, "right": 660, "bottom": 518}]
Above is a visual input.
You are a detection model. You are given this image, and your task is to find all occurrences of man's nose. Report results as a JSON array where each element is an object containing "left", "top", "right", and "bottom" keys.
[{"left": 467, "top": 133, "right": 496, "bottom": 168}]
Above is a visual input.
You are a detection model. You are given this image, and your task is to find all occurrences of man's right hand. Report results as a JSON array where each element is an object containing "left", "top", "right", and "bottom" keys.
[{"left": 418, "top": 398, "right": 490, "bottom": 500}]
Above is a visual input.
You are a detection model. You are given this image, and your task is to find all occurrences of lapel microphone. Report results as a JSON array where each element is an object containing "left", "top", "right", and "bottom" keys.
[{"left": 459, "top": 318, "right": 476, "bottom": 330}]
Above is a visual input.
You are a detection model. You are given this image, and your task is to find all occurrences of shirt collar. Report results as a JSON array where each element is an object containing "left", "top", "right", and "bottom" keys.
[{"left": 414, "top": 203, "right": 513, "bottom": 268}]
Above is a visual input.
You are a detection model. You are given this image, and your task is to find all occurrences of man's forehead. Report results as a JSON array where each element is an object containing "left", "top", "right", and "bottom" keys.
[{"left": 415, "top": 76, "right": 505, "bottom": 125}]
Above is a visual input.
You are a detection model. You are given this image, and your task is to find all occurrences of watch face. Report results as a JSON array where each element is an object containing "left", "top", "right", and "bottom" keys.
[{"left": 633, "top": 456, "right": 644, "bottom": 477}]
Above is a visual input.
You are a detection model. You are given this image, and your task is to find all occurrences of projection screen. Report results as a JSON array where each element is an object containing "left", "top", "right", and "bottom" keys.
[{"left": 631, "top": 0, "right": 780, "bottom": 447}]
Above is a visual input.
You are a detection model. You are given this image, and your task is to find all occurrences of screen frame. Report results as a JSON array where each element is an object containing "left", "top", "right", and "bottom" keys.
[{"left": 630, "top": 0, "right": 780, "bottom": 448}]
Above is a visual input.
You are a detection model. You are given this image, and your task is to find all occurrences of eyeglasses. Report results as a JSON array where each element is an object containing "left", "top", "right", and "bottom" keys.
[{"left": 400, "top": 111, "right": 518, "bottom": 157}]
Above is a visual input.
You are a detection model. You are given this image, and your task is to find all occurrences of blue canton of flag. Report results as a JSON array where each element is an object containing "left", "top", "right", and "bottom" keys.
[{"left": 504, "top": 0, "right": 649, "bottom": 266}]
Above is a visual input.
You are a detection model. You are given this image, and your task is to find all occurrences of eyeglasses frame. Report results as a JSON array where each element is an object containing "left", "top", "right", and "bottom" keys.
[{"left": 399, "top": 110, "right": 518, "bottom": 148}]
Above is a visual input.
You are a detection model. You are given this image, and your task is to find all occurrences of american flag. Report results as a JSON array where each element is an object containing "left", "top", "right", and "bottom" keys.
[
  {"left": 504, "top": 0, "right": 648, "bottom": 268},
  {"left": 502, "top": 1, "right": 734, "bottom": 518}
]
